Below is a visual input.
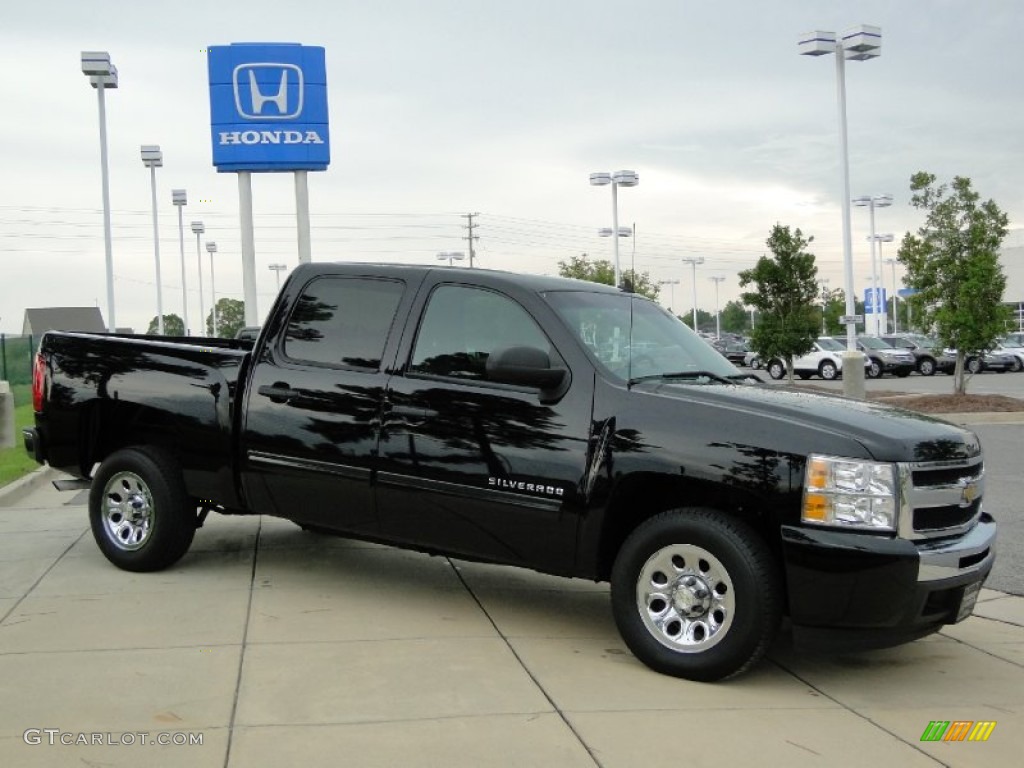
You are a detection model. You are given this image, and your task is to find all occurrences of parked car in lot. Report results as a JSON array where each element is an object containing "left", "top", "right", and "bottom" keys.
[
  {"left": 881, "top": 334, "right": 956, "bottom": 376},
  {"left": 743, "top": 350, "right": 761, "bottom": 369},
  {"left": 24, "top": 264, "right": 996, "bottom": 682},
  {"left": 764, "top": 337, "right": 869, "bottom": 381},
  {"left": 853, "top": 336, "right": 916, "bottom": 379},
  {"left": 711, "top": 339, "right": 750, "bottom": 366},
  {"left": 997, "top": 339, "right": 1024, "bottom": 372},
  {"left": 969, "top": 349, "right": 1015, "bottom": 374}
]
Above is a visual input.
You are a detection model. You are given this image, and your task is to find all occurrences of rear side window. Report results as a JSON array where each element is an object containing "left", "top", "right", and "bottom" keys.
[
  {"left": 410, "top": 284, "right": 552, "bottom": 380},
  {"left": 284, "top": 277, "right": 403, "bottom": 368}
]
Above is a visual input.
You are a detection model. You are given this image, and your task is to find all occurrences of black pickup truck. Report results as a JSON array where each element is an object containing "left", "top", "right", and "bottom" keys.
[{"left": 24, "top": 263, "right": 996, "bottom": 681}]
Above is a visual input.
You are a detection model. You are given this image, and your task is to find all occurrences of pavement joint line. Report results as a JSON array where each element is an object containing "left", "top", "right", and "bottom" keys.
[
  {"left": 0, "top": 527, "right": 89, "bottom": 627},
  {"left": 233, "top": 710, "right": 561, "bottom": 729},
  {"left": 222, "top": 515, "right": 263, "bottom": 768},
  {"left": 445, "top": 556, "right": 605, "bottom": 768},
  {"left": 936, "top": 632, "right": 1024, "bottom": 670},
  {"left": 767, "top": 659, "right": 950, "bottom": 767},
  {"left": 0, "top": 641, "right": 244, "bottom": 657}
]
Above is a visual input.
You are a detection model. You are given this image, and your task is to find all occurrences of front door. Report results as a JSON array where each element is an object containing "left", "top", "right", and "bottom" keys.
[{"left": 376, "top": 282, "right": 593, "bottom": 572}]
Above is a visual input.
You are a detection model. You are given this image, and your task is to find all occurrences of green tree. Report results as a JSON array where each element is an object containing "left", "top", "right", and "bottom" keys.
[
  {"left": 720, "top": 300, "right": 750, "bottom": 334},
  {"left": 557, "top": 254, "right": 660, "bottom": 301},
  {"left": 897, "top": 172, "right": 1010, "bottom": 394},
  {"left": 206, "top": 298, "right": 246, "bottom": 338},
  {"left": 679, "top": 308, "right": 715, "bottom": 333},
  {"left": 739, "top": 225, "right": 820, "bottom": 383},
  {"left": 146, "top": 314, "right": 185, "bottom": 336}
]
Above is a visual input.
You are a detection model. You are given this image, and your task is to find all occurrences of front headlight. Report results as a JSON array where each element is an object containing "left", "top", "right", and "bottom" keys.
[{"left": 802, "top": 454, "right": 898, "bottom": 531}]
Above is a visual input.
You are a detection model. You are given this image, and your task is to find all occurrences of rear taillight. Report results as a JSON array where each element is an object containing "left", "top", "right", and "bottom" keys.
[{"left": 32, "top": 354, "right": 45, "bottom": 411}]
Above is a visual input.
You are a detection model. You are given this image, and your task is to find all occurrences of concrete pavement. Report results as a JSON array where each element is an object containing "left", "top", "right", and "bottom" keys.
[{"left": 1, "top": 477, "right": 1022, "bottom": 767}]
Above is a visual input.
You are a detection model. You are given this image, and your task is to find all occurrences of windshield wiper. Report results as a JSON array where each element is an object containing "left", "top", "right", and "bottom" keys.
[{"left": 628, "top": 370, "right": 736, "bottom": 386}]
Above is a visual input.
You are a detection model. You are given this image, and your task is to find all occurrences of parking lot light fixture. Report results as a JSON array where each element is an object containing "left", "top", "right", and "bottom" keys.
[
  {"left": 82, "top": 51, "right": 118, "bottom": 332},
  {"left": 657, "top": 278, "right": 680, "bottom": 312},
  {"left": 141, "top": 146, "right": 165, "bottom": 335},
  {"left": 681, "top": 257, "right": 705, "bottom": 330},
  {"left": 854, "top": 194, "right": 893, "bottom": 335},
  {"left": 191, "top": 221, "right": 206, "bottom": 336},
  {"left": 171, "top": 190, "right": 189, "bottom": 335},
  {"left": 590, "top": 170, "right": 639, "bottom": 289},
  {"left": 710, "top": 276, "right": 726, "bottom": 339},
  {"left": 268, "top": 263, "right": 288, "bottom": 290},
  {"left": 206, "top": 241, "right": 218, "bottom": 336},
  {"left": 436, "top": 252, "right": 465, "bottom": 267},
  {"left": 799, "top": 24, "right": 882, "bottom": 398}
]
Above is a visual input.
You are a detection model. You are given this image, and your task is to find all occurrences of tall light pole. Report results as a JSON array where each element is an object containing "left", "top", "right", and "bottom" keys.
[
  {"left": 206, "top": 242, "right": 218, "bottom": 336},
  {"left": 436, "top": 251, "right": 465, "bottom": 267},
  {"left": 657, "top": 279, "right": 679, "bottom": 313},
  {"left": 820, "top": 278, "right": 831, "bottom": 334},
  {"left": 171, "top": 190, "right": 188, "bottom": 335},
  {"left": 141, "top": 146, "right": 164, "bottom": 335},
  {"left": 268, "top": 263, "right": 288, "bottom": 291},
  {"left": 191, "top": 222, "right": 206, "bottom": 336},
  {"left": 800, "top": 25, "right": 882, "bottom": 398},
  {"left": 710, "top": 276, "right": 726, "bottom": 339},
  {"left": 81, "top": 51, "right": 118, "bottom": 333},
  {"left": 590, "top": 171, "right": 639, "bottom": 290},
  {"left": 853, "top": 194, "right": 893, "bottom": 335},
  {"left": 881, "top": 247, "right": 898, "bottom": 333},
  {"left": 681, "top": 257, "right": 705, "bottom": 331}
]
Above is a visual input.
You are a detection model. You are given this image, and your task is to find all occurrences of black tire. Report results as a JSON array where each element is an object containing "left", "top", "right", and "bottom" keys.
[
  {"left": 766, "top": 360, "right": 785, "bottom": 380},
  {"left": 89, "top": 447, "right": 196, "bottom": 572},
  {"left": 819, "top": 361, "right": 838, "bottom": 380},
  {"left": 1011, "top": 358, "right": 1023, "bottom": 373},
  {"left": 967, "top": 357, "right": 983, "bottom": 375},
  {"left": 750, "top": 358, "right": 761, "bottom": 370},
  {"left": 866, "top": 358, "right": 883, "bottom": 379},
  {"left": 918, "top": 357, "right": 936, "bottom": 376},
  {"left": 895, "top": 370, "right": 911, "bottom": 378},
  {"left": 610, "top": 509, "right": 782, "bottom": 682}
]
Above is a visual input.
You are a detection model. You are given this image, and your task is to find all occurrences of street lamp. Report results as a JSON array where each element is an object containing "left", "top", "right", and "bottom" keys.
[
  {"left": 800, "top": 24, "right": 882, "bottom": 398},
  {"left": 590, "top": 170, "right": 639, "bottom": 290},
  {"left": 268, "top": 263, "right": 288, "bottom": 290},
  {"left": 710, "top": 276, "right": 726, "bottom": 339},
  {"left": 681, "top": 257, "right": 705, "bottom": 330},
  {"left": 81, "top": 51, "right": 118, "bottom": 332},
  {"left": 141, "top": 145, "right": 165, "bottom": 335},
  {"left": 820, "top": 278, "right": 831, "bottom": 334},
  {"left": 436, "top": 251, "right": 465, "bottom": 267},
  {"left": 171, "top": 190, "right": 188, "bottom": 335},
  {"left": 206, "top": 241, "right": 218, "bottom": 336},
  {"left": 853, "top": 194, "right": 893, "bottom": 335},
  {"left": 657, "top": 279, "right": 679, "bottom": 313},
  {"left": 191, "top": 222, "right": 206, "bottom": 336}
]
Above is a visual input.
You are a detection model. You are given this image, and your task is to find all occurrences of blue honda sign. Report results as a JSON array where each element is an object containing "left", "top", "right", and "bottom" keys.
[
  {"left": 863, "top": 287, "right": 887, "bottom": 313},
  {"left": 207, "top": 43, "right": 330, "bottom": 172}
]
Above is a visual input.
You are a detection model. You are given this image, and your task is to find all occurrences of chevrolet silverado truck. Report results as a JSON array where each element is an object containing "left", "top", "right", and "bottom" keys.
[{"left": 23, "top": 264, "right": 996, "bottom": 681}]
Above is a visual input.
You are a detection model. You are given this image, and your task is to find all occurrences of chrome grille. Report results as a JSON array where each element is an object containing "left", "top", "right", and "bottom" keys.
[{"left": 897, "top": 457, "right": 984, "bottom": 541}]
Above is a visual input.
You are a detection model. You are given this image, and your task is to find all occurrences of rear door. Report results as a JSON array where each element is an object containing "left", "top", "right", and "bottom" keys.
[
  {"left": 376, "top": 280, "right": 593, "bottom": 571},
  {"left": 241, "top": 273, "right": 414, "bottom": 533}
]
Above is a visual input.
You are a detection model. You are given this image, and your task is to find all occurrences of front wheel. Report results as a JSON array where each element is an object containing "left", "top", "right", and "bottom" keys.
[
  {"left": 610, "top": 509, "right": 782, "bottom": 682},
  {"left": 89, "top": 447, "right": 196, "bottom": 572},
  {"left": 1010, "top": 358, "right": 1023, "bottom": 373},
  {"left": 766, "top": 360, "right": 785, "bottom": 380},
  {"left": 918, "top": 358, "right": 936, "bottom": 376},
  {"left": 967, "top": 357, "right": 983, "bottom": 375},
  {"left": 867, "top": 358, "right": 883, "bottom": 379},
  {"left": 819, "top": 361, "right": 838, "bottom": 380}
]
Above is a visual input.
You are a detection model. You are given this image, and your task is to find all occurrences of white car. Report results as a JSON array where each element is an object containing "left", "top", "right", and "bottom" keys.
[
  {"left": 994, "top": 341, "right": 1024, "bottom": 372},
  {"left": 765, "top": 337, "right": 869, "bottom": 381}
]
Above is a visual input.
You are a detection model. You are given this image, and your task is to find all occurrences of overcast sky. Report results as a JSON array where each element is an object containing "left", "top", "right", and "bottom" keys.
[{"left": 2, "top": 0, "right": 1022, "bottom": 334}]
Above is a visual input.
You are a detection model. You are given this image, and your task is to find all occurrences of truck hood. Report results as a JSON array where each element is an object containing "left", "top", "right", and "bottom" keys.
[{"left": 633, "top": 381, "right": 981, "bottom": 463}]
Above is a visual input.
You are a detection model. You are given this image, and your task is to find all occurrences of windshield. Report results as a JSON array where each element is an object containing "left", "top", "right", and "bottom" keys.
[
  {"left": 859, "top": 336, "right": 895, "bottom": 350},
  {"left": 543, "top": 290, "right": 739, "bottom": 383},
  {"left": 816, "top": 337, "right": 844, "bottom": 351}
]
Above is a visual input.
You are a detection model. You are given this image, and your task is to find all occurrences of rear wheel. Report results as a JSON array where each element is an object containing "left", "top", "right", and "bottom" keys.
[
  {"left": 918, "top": 357, "right": 936, "bottom": 376},
  {"left": 89, "top": 447, "right": 196, "bottom": 572},
  {"left": 1010, "top": 357, "right": 1023, "bottom": 373},
  {"left": 766, "top": 360, "right": 785, "bottom": 380},
  {"left": 967, "top": 357, "right": 983, "bottom": 374},
  {"left": 611, "top": 509, "right": 782, "bottom": 682}
]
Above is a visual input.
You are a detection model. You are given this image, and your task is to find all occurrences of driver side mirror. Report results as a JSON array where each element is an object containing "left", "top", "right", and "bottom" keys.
[{"left": 486, "top": 345, "right": 567, "bottom": 393}]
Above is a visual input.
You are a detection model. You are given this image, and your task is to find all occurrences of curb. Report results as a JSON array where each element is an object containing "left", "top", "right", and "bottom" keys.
[{"left": 0, "top": 465, "right": 58, "bottom": 506}]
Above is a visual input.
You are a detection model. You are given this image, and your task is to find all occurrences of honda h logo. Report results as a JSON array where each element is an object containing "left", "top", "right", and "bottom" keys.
[{"left": 232, "top": 63, "right": 304, "bottom": 120}]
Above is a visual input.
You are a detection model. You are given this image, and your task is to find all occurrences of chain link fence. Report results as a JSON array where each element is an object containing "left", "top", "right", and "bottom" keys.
[{"left": 0, "top": 334, "right": 36, "bottom": 386}]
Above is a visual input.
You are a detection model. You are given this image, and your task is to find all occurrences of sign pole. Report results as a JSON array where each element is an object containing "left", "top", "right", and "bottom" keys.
[
  {"left": 238, "top": 171, "right": 258, "bottom": 326},
  {"left": 296, "top": 171, "right": 312, "bottom": 264}
]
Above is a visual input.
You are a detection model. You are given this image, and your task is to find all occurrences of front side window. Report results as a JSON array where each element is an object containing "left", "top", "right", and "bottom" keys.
[
  {"left": 284, "top": 277, "right": 404, "bottom": 368},
  {"left": 410, "top": 285, "right": 552, "bottom": 380}
]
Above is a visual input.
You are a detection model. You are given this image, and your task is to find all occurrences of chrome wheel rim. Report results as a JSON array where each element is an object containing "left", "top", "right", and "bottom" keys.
[
  {"left": 636, "top": 544, "right": 735, "bottom": 653},
  {"left": 101, "top": 471, "right": 154, "bottom": 551},
  {"left": 821, "top": 364, "right": 836, "bottom": 380}
]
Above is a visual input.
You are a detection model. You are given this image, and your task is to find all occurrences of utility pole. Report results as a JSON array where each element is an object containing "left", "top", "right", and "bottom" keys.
[
  {"left": 681, "top": 257, "right": 705, "bottom": 331},
  {"left": 462, "top": 212, "right": 479, "bottom": 268}
]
